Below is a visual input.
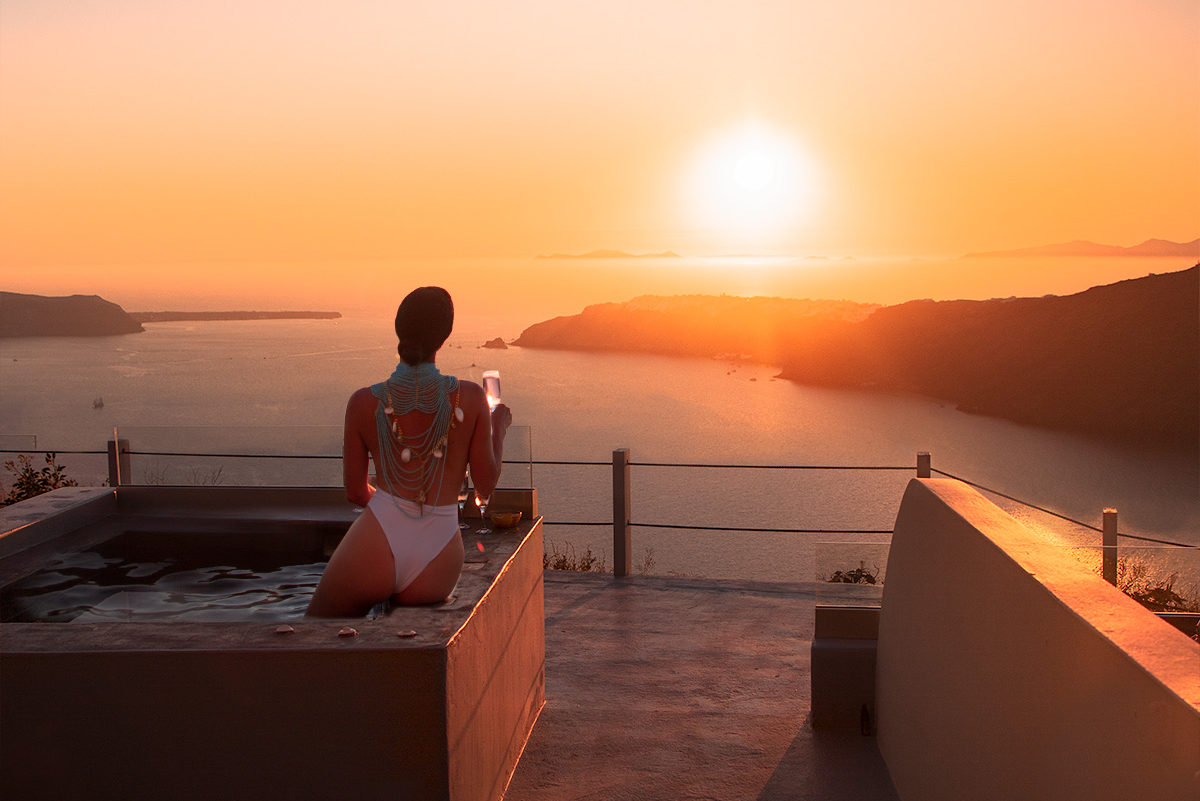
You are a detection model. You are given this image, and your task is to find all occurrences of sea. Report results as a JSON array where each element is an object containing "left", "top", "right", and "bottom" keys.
[{"left": 2, "top": 268, "right": 1197, "bottom": 587}]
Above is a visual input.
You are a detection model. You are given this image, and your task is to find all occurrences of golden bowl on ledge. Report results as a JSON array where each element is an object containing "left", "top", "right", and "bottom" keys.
[{"left": 488, "top": 510, "right": 522, "bottom": 528}]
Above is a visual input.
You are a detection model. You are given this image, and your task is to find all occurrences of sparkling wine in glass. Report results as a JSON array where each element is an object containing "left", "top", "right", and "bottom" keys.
[
  {"left": 457, "top": 478, "right": 471, "bottom": 530},
  {"left": 482, "top": 370, "right": 501, "bottom": 410},
  {"left": 475, "top": 490, "right": 492, "bottom": 535}
]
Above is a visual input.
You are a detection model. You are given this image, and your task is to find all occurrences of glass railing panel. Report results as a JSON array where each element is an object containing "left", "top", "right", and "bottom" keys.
[
  {"left": 497, "top": 425, "right": 532, "bottom": 489},
  {"left": 0, "top": 434, "right": 109, "bottom": 489},
  {"left": 1113, "top": 545, "right": 1200, "bottom": 615},
  {"left": 1059, "top": 543, "right": 1200, "bottom": 613},
  {"left": 815, "top": 540, "right": 891, "bottom": 607},
  {"left": 118, "top": 425, "right": 342, "bottom": 487},
  {"left": 0, "top": 435, "right": 39, "bottom": 451}
]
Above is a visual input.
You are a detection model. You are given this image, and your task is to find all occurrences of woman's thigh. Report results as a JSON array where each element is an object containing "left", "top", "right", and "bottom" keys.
[{"left": 306, "top": 510, "right": 395, "bottom": 617}]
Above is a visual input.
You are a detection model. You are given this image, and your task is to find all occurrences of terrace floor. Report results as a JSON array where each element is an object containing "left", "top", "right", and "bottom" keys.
[{"left": 505, "top": 572, "right": 899, "bottom": 801}]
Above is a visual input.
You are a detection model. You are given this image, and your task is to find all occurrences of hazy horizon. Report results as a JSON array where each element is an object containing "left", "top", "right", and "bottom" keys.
[{"left": 3, "top": 253, "right": 1195, "bottom": 339}]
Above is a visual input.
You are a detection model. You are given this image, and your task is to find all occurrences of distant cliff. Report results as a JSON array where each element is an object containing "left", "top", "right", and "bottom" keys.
[
  {"left": 129, "top": 310, "right": 341, "bottom": 322},
  {"left": 776, "top": 267, "right": 1198, "bottom": 443},
  {"left": 514, "top": 295, "right": 879, "bottom": 363},
  {"left": 0, "top": 292, "right": 144, "bottom": 337},
  {"left": 964, "top": 238, "right": 1199, "bottom": 258},
  {"left": 514, "top": 269, "right": 1199, "bottom": 444}
]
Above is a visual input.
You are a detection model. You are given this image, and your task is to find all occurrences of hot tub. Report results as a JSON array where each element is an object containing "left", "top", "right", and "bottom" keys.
[{"left": 0, "top": 486, "right": 545, "bottom": 801}]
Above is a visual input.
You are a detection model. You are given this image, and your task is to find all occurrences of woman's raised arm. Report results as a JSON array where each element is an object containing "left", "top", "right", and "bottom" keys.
[{"left": 464, "top": 381, "right": 511, "bottom": 497}]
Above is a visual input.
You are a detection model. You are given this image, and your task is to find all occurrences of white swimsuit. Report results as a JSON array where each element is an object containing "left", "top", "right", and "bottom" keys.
[{"left": 367, "top": 490, "right": 460, "bottom": 594}]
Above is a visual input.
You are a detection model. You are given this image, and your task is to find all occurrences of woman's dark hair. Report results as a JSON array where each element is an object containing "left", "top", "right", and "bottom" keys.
[{"left": 395, "top": 286, "right": 454, "bottom": 365}]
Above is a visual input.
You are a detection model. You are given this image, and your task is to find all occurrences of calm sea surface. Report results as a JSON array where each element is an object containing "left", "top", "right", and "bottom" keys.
[{"left": 2, "top": 315, "right": 1196, "bottom": 584}]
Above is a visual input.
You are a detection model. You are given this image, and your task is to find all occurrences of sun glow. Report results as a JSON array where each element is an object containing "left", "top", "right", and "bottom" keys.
[
  {"left": 685, "top": 123, "right": 820, "bottom": 242},
  {"left": 733, "top": 150, "right": 776, "bottom": 192}
]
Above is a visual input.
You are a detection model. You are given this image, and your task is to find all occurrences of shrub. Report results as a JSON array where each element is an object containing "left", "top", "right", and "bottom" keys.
[{"left": 1, "top": 453, "right": 79, "bottom": 507}]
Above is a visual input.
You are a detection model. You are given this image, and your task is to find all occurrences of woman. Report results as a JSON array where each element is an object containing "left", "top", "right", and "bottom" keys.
[{"left": 307, "top": 287, "right": 511, "bottom": 617}]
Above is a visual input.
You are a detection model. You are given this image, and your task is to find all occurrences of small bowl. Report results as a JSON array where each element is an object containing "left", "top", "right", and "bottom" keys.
[{"left": 488, "top": 510, "right": 522, "bottom": 528}]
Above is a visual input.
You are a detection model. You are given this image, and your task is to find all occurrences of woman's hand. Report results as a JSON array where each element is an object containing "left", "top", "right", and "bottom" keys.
[
  {"left": 469, "top": 393, "right": 510, "bottom": 498},
  {"left": 490, "top": 403, "right": 512, "bottom": 436}
]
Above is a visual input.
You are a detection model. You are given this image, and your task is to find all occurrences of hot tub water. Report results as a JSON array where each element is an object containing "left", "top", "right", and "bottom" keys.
[{"left": 1, "top": 537, "right": 328, "bottom": 622}]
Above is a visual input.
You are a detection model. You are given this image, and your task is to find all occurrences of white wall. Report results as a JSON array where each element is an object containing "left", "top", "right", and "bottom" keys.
[{"left": 876, "top": 479, "right": 1200, "bottom": 801}]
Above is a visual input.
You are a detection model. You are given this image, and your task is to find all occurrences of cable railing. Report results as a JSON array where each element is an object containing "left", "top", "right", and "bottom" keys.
[
  {"left": 1, "top": 449, "right": 108, "bottom": 456},
  {"left": 538, "top": 456, "right": 911, "bottom": 533},
  {"left": 632, "top": 461, "right": 913, "bottom": 470},
  {"left": 930, "top": 467, "right": 1192, "bottom": 548},
  {"left": 3, "top": 441, "right": 1194, "bottom": 581}
]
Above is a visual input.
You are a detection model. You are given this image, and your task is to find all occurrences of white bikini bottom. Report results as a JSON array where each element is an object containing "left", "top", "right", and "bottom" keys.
[{"left": 367, "top": 490, "right": 460, "bottom": 593}]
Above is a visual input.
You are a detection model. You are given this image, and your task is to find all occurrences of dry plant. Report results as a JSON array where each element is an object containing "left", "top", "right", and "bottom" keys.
[
  {"left": 1117, "top": 554, "right": 1200, "bottom": 613},
  {"left": 543, "top": 541, "right": 607, "bottom": 573}
]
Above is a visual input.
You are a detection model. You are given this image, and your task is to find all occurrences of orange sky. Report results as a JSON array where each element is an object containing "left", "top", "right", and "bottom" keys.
[{"left": 1, "top": 0, "right": 1196, "bottom": 310}]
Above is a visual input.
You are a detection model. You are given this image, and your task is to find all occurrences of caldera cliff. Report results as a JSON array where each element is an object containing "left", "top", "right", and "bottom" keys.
[
  {"left": 0, "top": 292, "right": 144, "bottom": 337},
  {"left": 513, "top": 295, "right": 879, "bottom": 363},
  {"left": 775, "top": 267, "right": 1198, "bottom": 443},
  {"left": 514, "top": 268, "right": 1199, "bottom": 445}
]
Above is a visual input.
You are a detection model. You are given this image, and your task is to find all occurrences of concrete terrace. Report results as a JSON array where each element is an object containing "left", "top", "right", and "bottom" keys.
[
  {"left": 7, "top": 482, "right": 1195, "bottom": 799},
  {"left": 506, "top": 572, "right": 898, "bottom": 801}
]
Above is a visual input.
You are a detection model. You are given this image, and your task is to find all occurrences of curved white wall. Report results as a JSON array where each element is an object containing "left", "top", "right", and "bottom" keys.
[{"left": 876, "top": 479, "right": 1200, "bottom": 801}]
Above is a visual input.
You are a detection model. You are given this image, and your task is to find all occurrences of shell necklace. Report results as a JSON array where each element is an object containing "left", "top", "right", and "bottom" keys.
[{"left": 370, "top": 362, "right": 462, "bottom": 514}]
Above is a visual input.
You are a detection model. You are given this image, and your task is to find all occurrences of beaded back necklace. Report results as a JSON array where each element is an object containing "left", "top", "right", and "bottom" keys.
[{"left": 370, "top": 362, "right": 462, "bottom": 515}]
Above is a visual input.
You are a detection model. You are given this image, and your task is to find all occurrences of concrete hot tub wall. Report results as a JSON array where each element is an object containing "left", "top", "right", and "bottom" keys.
[{"left": 0, "top": 486, "right": 545, "bottom": 801}]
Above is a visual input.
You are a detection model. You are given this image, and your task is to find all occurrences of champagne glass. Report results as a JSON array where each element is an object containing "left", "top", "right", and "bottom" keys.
[
  {"left": 457, "top": 477, "right": 471, "bottom": 530},
  {"left": 475, "top": 490, "right": 492, "bottom": 534},
  {"left": 482, "top": 370, "right": 501, "bottom": 410}
]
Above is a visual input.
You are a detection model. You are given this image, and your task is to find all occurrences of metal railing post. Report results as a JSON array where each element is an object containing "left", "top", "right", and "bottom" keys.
[
  {"left": 107, "top": 438, "right": 131, "bottom": 487},
  {"left": 917, "top": 451, "right": 931, "bottom": 478},
  {"left": 613, "top": 448, "right": 631, "bottom": 577},
  {"left": 1102, "top": 508, "right": 1118, "bottom": 586}
]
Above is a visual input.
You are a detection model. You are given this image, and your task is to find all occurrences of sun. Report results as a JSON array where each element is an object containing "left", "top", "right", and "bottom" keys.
[
  {"left": 733, "top": 150, "right": 776, "bottom": 192},
  {"left": 684, "top": 122, "right": 820, "bottom": 242}
]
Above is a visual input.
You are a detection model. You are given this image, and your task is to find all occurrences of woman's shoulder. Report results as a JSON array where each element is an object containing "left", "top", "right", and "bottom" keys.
[
  {"left": 348, "top": 386, "right": 380, "bottom": 410},
  {"left": 456, "top": 379, "right": 486, "bottom": 404}
]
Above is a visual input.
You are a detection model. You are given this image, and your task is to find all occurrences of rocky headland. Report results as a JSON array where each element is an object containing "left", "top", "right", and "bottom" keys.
[
  {"left": 0, "top": 292, "right": 144, "bottom": 337},
  {"left": 513, "top": 295, "right": 879, "bottom": 364},
  {"left": 514, "top": 268, "right": 1199, "bottom": 444}
]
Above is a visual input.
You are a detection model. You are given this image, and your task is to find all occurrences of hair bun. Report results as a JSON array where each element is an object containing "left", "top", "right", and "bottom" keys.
[{"left": 398, "top": 342, "right": 426, "bottom": 365}]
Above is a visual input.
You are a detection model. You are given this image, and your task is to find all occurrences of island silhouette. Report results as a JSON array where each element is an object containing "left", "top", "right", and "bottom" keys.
[
  {"left": 536, "top": 249, "right": 680, "bottom": 259},
  {"left": 0, "top": 293, "right": 341, "bottom": 337}
]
